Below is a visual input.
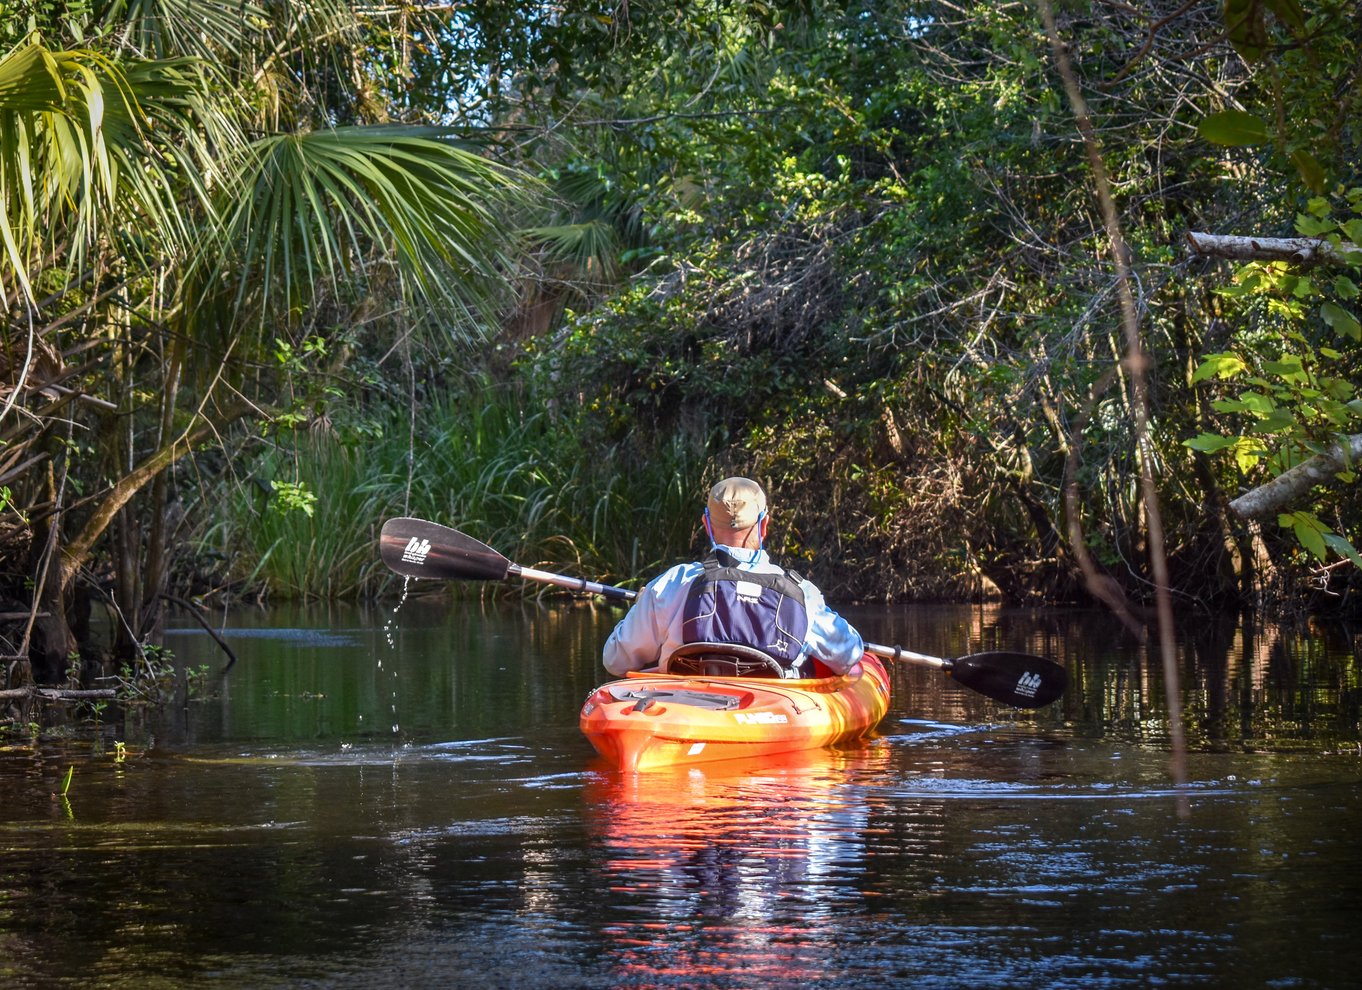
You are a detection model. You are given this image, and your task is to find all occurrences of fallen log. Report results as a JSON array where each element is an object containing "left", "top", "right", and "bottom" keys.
[{"left": 0, "top": 686, "right": 117, "bottom": 700}]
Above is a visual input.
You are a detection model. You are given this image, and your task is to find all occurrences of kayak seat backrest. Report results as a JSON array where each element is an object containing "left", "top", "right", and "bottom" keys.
[{"left": 662, "top": 641, "right": 787, "bottom": 679}]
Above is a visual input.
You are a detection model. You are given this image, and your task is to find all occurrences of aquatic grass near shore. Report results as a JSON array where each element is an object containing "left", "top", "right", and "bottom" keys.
[{"left": 199, "top": 386, "right": 708, "bottom": 600}]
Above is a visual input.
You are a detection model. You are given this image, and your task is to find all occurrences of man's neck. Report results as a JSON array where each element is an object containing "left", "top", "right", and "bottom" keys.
[{"left": 712, "top": 542, "right": 765, "bottom": 564}]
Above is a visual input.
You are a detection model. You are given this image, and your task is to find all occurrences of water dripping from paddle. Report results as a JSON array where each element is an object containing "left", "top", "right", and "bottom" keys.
[{"left": 376, "top": 576, "right": 413, "bottom": 737}]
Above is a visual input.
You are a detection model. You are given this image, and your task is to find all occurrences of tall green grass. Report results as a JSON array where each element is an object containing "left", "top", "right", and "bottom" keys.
[{"left": 199, "top": 382, "right": 712, "bottom": 600}]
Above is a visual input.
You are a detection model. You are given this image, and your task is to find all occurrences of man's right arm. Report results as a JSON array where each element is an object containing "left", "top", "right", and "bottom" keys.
[{"left": 601, "top": 594, "right": 660, "bottom": 675}]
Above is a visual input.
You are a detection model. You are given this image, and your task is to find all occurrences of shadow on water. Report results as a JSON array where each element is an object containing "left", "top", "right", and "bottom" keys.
[{"left": 1, "top": 600, "right": 1359, "bottom": 989}]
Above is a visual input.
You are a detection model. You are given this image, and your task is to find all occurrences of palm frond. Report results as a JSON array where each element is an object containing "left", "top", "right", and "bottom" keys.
[
  {"left": 100, "top": 0, "right": 265, "bottom": 61},
  {"left": 216, "top": 124, "right": 529, "bottom": 333},
  {"left": 524, "top": 220, "right": 621, "bottom": 281},
  {"left": 0, "top": 39, "right": 230, "bottom": 305},
  {"left": 0, "top": 42, "right": 128, "bottom": 303}
]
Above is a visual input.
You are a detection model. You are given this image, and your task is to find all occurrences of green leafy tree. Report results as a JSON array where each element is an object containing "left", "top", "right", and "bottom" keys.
[
  {"left": 0, "top": 2, "right": 532, "bottom": 680},
  {"left": 1184, "top": 0, "right": 1362, "bottom": 592}
]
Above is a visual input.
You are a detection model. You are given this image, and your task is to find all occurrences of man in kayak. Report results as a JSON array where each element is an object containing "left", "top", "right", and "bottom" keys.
[{"left": 601, "top": 476, "right": 866, "bottom": 678}]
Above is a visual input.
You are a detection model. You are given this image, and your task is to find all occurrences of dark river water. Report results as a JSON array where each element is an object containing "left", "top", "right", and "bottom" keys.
[{"left": 2, "top": 599, "right": 1359, "bottom": 989}]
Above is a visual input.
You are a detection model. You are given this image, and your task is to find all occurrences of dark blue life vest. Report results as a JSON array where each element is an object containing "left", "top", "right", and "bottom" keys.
[{"left": 680, "top": 549, "right": 809, "bottom": 665}]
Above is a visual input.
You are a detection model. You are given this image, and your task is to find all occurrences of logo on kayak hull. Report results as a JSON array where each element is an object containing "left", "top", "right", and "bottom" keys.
[
  {"left": 402, "top": 537, "right": 431, "bottom": 564},
  {"left": 734, "top": 711, "right": 789, "bottom": 725},
  {"left": 1015, "top": 671, "right": 1042, "bottom": 699}
]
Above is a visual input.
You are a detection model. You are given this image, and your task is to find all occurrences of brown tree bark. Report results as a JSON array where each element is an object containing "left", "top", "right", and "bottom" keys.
[
  {"left": 22, "top": 400, "right": 255, "bottom": 682},
  {"left": 27, "top": 458, "right": 75, "bottom": 684}
]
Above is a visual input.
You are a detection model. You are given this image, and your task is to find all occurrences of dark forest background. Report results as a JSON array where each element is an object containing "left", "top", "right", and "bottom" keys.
[{"left": 3, "top": 1, "right": 1360, "bottom": 682}]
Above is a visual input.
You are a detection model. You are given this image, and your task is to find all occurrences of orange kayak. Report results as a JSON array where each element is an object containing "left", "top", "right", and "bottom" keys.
[{"left": 579, "top": 654, "right": 891, "bottom": 772}]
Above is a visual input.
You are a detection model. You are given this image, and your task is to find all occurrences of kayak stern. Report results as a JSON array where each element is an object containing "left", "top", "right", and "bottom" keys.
[{"left": 580, "top": 655, "right": 890, "bottom": 772}]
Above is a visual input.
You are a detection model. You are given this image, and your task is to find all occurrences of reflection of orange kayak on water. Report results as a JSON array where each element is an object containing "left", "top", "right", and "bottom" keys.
[
  {"left": 584, "top": 744, "right": 892, "bottom": 811},
  {"left": 579, "top": 655, "right": 891, "bottom": 772},
  {"left": 584, "top": 745, "right": 893, "bottom": 976},
  {"left": 584, "top": 747, "right": 890, "bottom": 868}
]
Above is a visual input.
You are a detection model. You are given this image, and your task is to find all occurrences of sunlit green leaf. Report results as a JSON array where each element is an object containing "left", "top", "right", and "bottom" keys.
[
  {"left": 1297, "top": 522, "right": 1327, "bottom": 562},
  {"left": 1233, "top": 441, "right": 1265, "bottom": 472},
  {"left": 1191, "top": 352, "right": 1247, "bottom": 382},
  {"left": 1183, "top": 433, "right": 1238, "bottom": 453},
  {"left": 1199, "top": 109, "right": 1268, "bottom": 146},
  {"left": 1238, "top": 392, "right": 1277, "bottom": 415},
  {"left": 1263, "top": 357, "right": 1306, "bottom": 379},
  {"left": 1249, "top": 408, "right": 1296, "bottom": 433},
  {"left": 1295, "top": 214, "right": 1334, "bottom": 237},
  {"left": 268, "top": 480, "right": 317, "bottom": 518},
  {"left": 1279, "top": 510, "right": 1330, "bottom": 561},
  {"left": 1305, "top": 197, "right": 1332, "bottom": 218}
]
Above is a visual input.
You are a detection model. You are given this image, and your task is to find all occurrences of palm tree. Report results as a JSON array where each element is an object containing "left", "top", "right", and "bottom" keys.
[{"left": 1, "top": 5, "right": 534, "bottom": 681}]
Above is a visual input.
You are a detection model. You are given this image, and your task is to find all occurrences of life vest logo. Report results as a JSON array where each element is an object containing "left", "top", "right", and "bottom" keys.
[
  {"left": 735, "top": 579, "right": 762, "bottom": 603},
  {"left": 735, "top": 711, "right": 789, "bottom": 725},
  {"left": 1015, "top": 671, "right": 1042, "bottom": 699},
  {"left": 402, "top": 537, "right": 431, "bottom": 565}
]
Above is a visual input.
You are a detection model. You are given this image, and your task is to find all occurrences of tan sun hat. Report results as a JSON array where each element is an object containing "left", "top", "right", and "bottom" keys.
[{"left": 706, "top": 477, "right": 767, "bottom": 531}]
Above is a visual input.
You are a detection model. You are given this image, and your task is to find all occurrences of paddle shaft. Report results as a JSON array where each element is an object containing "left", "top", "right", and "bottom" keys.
[
  {"left": 865, "top": 642, "right": 949, "bottom": 671},
  {"left": 521, "top": 567, "right": 948, "bottom": 670},
  {"left": 512, "top": 563, "right": 637, "bottom": 602},
  {"left": 515, "top": 566, "right": 1061, "bottom": 706},
  {"left": 379, "top": 516, "right": 1066, "bottom": 707}
]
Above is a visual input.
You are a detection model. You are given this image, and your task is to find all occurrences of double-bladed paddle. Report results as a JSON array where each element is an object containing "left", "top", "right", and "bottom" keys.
[{"left": 379, "top": 516, "right": 1067, "bottom": 709}]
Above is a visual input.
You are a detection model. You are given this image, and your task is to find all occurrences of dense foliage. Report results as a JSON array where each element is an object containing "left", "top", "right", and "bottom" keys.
[
  {"left": 0, "top": 1, "right": 530, "bottom": 679},
  {"left": 3, "top": 1, "right": 1360, "bottom": 683},
  {"left": 474, "top": 0, "right": 1362, "bottom": 609}
]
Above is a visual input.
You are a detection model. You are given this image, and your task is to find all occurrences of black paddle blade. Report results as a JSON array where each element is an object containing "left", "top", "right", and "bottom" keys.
[
  {"left": 948, "top": 652, "right": 1067, "bottom": 709},
  {"left": 379, "top": 517, "right": 512, "bottom": 582}
]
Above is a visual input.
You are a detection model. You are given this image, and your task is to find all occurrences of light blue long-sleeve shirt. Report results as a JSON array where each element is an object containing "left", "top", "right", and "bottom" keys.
[{"left": 601, "top": 544, "right": 865, "bottom": 676}]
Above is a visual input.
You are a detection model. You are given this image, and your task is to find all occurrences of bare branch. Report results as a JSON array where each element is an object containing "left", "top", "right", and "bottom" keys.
[
  {"left": 1186, "top": 231, "right": 1361, "bottom": 267},
  {"left": 1228, "top": 434, "right": 1362, "bottom": 521}
]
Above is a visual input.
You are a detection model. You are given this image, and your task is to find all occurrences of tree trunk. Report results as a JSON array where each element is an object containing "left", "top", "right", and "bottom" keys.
[
  {"left": 137, "top": 331, "right": 186, "bottom": 644},
  {"left": 24, "top": 400, "right": 255, "bottom": 682},
  {"left": 27, "top": 458, "right": 75, "bottom": 683}
]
